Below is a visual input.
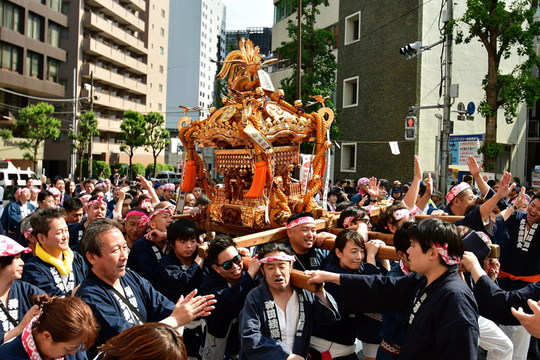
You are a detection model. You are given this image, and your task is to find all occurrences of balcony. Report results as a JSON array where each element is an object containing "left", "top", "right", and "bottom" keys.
[
  {"left": 83, "top": 12, "right": 146, "bottom": 54},
  {"left": 81, "top": 88, "right": 146, "bottom": 113},
  {"left": 96, "top": 116, "right": 122, "bottom": 133},
  {"left": 91, "top": 140, "right": 149, "bottom": 155},
  {"left": 127, "top": 0, "right": 146, "bottom": 12},
  {"left": 88, "top": 0, "right": 145, "bottom": 32},
  {"left": 82, "top": 37, "right": 147, "bottom": 75},
  {"left": 81, "top": 63, "right": 147, "bottom": 95}
]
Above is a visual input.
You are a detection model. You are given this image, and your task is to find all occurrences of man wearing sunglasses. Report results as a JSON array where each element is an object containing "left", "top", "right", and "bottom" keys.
[{"left": 201, "top": 234, "right": 260, "bottom": 360}]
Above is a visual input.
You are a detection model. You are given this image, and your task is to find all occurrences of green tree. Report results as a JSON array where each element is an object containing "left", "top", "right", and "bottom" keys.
[
  {"left": 77, "top": 159, "right": 111, "bottom": 179},
  {"left": 119, "top": 110, "right": 146, "bottom": 180},
  {"left": 275, "top": 0, "right": 340, "bottom": 140},
  {"left": 452, "top": 0, "right": 540, "bottom": 169},
  {"left": 144, "top": 112, "right": 171, "bottom": 178},
  {"left": 131, "top": 162, "right": 145, "bottom": 177},
  {"left": 69, "top": 111, "right": 99, "bottom": 180},
  {"left": 2, "top": 102, "right": 61, "bottom": 173}
]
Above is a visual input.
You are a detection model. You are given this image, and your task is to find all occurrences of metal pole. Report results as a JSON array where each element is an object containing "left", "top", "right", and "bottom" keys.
[
  {"left": 88, "top": 71, "right": 94, "bottom": 178},
  {"left": 70, "top": 68, "right": 76, "bottom": 180},
  {"left": 296, "top": 0, "right": 302, "bottom": 100},
  {"left": 440, "top": 1, "right": 453, "bottom": 195}
]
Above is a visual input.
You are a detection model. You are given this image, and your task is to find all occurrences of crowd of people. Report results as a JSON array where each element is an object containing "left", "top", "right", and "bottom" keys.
[{"left": 0, "top": 154, "right": 538, "bottom": 360}]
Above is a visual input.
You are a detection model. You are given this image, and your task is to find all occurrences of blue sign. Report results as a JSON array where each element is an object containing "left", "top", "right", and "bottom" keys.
[
  {"left": 467, "top": 102, "right": 475, "bottom": 115},
  {"left": 449, "top": 134, "right": 483, "bottom": 165}
]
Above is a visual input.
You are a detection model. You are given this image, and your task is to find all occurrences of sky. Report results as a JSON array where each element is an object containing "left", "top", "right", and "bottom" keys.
[{"left": 222, "top": 0, "right": 274, "bottom": 30}]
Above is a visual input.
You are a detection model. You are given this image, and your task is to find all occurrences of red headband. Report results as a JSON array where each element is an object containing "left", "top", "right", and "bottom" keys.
[{"left": 287, "top": 216, "right": 315, "bottom": 229}]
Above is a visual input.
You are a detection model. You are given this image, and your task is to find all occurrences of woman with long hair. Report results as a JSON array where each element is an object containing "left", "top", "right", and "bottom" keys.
[{"left": 0, "top": 294, "right": 98, "bottom": 360}]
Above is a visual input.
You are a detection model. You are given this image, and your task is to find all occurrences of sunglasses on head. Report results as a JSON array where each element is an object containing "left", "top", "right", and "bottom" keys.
[{"left": 217, "top": 254, "right": 242, "bottom": 270}]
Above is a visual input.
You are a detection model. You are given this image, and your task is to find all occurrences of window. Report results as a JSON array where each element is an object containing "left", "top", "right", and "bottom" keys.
[
  {"left": 496, "top": 145, "right": 513, "bottom": 172},
  {"left": 340, "top": 142, "right": 357, "bottom": 172},
  {"left": 160, "top": 28, "right": 164, "bottom": 37},
  {"left": 159, "top": 65, "right": 164, "bottom": 74},
  {"left": 158, "top": 84, "right": 163, "bottom": 92},
  {"left": 274, "top": 0, "right": 295, "bottom": 24},
  {"left": 48, "top": 22, "right": 61, "bottom": 48},
  {"left": 0, "top": 42, "right": 22, "bottom": 73},
  {"left": 343, "top": 76, "right": 359, "bottom": 107},
  {"left": 26, "top": 51, "right": 43, "bottom": 78},
  {"left": 161, "top": 9, "right": 165, "bottom": 18},
  {"left": 47, "top": 58, "right": 60, "bottom": 82},
  {"left": 1, "top": 1, "right": 24, "bottom": 33},
  {"left": 345, "top": 11, "right": 361, "bottom": 45},
  {"left": 158, "top": 103, "right": 162, "bottom": 111},
  {"left": 49, "top": 0, "right": 61, "bottom": 12},
  {"left": 159, "top": 46, "right": 164, "bottom": 55},
  {"left": 27, "top": 12, "right": 44, "bottom": 41}
]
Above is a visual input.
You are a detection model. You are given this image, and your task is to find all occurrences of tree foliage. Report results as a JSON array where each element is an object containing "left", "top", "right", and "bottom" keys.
[
  {"left": 77, "top": 159, "right": 111, "bottom": 179},
  {"left": 275, "top": 0, "right": 340, "bottom": 140},
  {"left": 12, "top": 102, "right": 61, "bottom": 173},
  {"left": 451, "top": 0, "right": 540, "bottom": 169},
  {"left": 144, "top": 112, "right": 171, "bottom": 178},
  {"left": 119, "top": 110, "right": 146, "bottom": 180},
  {"left": 70, "top": 111, "right": 99, "bottom": 180}
]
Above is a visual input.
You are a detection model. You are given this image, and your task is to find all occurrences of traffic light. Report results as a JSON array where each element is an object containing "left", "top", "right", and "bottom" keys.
[
  {"left": 405, "top": 115, "right": 417, "bottom": 140},
  {"left": 399, "top": 41, "right": 422, "bottom": 60}
]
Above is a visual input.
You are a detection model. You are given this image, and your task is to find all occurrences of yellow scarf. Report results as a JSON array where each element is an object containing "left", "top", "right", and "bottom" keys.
[{"left": 36, "top": 243, "right": 73, "bottom": 276}]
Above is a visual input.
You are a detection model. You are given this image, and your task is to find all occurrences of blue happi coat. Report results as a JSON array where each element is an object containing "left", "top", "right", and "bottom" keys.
[{"left": 238, "top": 279, "right": 340, "bottom": 360}]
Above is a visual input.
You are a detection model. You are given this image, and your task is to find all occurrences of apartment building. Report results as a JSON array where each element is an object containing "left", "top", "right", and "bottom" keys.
[
  {"left": 0, "top": 0, "right": 67, "bottom": 170},
  {"left": 165, "top": 0, "right": 226, "bottom": 175},
  {"left": 42, "top": 0, "right": 169, "bottom": 177}
]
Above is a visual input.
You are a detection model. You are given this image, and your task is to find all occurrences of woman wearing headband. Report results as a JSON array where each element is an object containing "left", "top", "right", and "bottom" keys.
[
  {"left": 0, "top": 294, "right": 98, "bottom": 360},
  {"left": 310, "top": 230, "right": 383, "bottom": 360},
  {"left": 0, "top": 236, "right": 43, "bottom": 345}
]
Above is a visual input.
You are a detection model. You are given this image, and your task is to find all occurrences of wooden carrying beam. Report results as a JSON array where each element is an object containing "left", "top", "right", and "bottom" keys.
[
  {"left": 415, "top": 215, "right": 464, "bottom": 223},
  {"left": 328, "top": 229, "right": 394, "bottom": 245}
]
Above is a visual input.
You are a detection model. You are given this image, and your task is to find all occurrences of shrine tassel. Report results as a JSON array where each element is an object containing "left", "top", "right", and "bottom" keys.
[
  {"left": 245, "top": 160, "right": 268, "bottom": 198},
  {"left": 180, "top": 160, "right": 197, "bottom": 192}
]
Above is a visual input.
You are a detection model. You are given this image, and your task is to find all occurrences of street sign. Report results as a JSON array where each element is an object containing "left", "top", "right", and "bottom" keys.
[{"left": 467, "top": 102, "right": 475, "bottom": 115}]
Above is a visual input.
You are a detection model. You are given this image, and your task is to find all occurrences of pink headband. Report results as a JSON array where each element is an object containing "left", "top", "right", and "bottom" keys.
[
  {"left": 446, "top": 182, "right": 470, "bottom": 203},
  {"left": 87, "top": 195, "right": 106, "bottom": 208},
  {"left": 140, "top": 198, "right": 151, "bottom": 210},
  {"left": 393, "top": 209, "right": 411, "bottom": 221},
  {"left": 434, "top": 242, "right": 460, "bottom": 265},
  {"left": 343, "top": 216, "right": 355, "bottom": 228},
  {"left": 149, "top": 207, "right": 173, "bottom": 222},
  {"left": 16, "top": 188, "right": 29, "bottom": 196},
  {"left": 0, "top": 235, "right": 32, "bottom": 256},
  {"left": 30, "top": 187, "right": 41, "bottom": 193},
  {"left": 23, "top": 228, "right": 33, "bottom": 240},
  {"left": 287, "top": 216, "right": 315, "bottom": 229},
  {"left": 126, "top": 210, "right": 148, "bottom": 219},
  {"left": 162, "top": 184, "right": 175, "bottom": 191},
  {"left": 358, "top": 177, "right": 369, "bottom": 186},
  {"left": 255, "top": 254, "right": 296, "bottom": 264},
  {"left": 96, "top": 182, "right": 107, "bottom": 188},
  {"left": 80, "top": 194, "right": 92, "bottom": 202},
  {"left": 48, "top": 188, "right": 61, "bottom": 196},
  {"left": 138, "top": 215, "right": 150, "bottom": 227}
]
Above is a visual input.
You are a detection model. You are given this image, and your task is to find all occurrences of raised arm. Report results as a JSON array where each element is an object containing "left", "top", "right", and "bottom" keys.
[
  {"left": 403, "top": 155, "right": 422, "bottom": 210},
  {"left": 467, "top": 156, "right": 489, "bottom": 198},
  {"left": 479, "top": 172, "right": 514, "bottom": 222}
]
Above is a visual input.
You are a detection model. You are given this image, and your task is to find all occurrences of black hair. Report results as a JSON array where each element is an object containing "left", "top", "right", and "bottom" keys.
[
  {"left": 407, "top": 218, "right": 464, "bottom": 266},
  {"left": 31, "top": 207, "right": 67, "bottom": 238},
  {"left": 194, "top": 194, "right": 211, "bottom": 207},
  {"left": 336, "top": 201, "right": 356, "bottom": 212},
  {"left": 90, "top": 189, "right": 103, "bottom": 197},
  {"left": 0, "top": 255, "right": 15, "bottom": 270},
  {"left": 393, "top": 221, "right": 414, "bottom": 253},
  {"left": 80, "top": 218, "right": 123, "bottom": 267},
  {"left": 337, "top": 206, "right": 367, "bottom": 228},
  {"left": 63, "top": 197, "right": 83, "bottom": 213},
  {"left": 256, "top": 242, "right": 294, "bottom": 260},
  {"left": 206, "top": 234, "right": 236, "bottom": 264},
  {"left": 37, "top": 190, "right": 53, "bottom": 202},
  {"left": 287, "top": 211, "right": 314, "bottom": 225},
  {"left": 333, "top": 230, "right": 365, "bottom": 256},
  {"left": 167, "top": 219, "right": 199, "bottom": 246},
  {"left": 381, "top": 202, "right": 409, "bottom": 226}
]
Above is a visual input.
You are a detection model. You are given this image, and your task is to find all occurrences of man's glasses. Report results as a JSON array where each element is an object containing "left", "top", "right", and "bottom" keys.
[{"left": 216, "top": 254, "right": 242, "bottom": 270}]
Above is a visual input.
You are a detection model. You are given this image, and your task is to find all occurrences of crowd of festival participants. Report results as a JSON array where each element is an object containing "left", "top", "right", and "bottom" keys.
[{"left": 0, "top": 155, "right": 539, "bottom": 360}]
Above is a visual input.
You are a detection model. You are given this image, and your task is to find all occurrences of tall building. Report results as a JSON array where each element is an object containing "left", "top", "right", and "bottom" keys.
[
  {"left": 226, "top": 27, "right": 272, "bottom": 56},
  {"left": 42, "top": 0, "right": 169, "bottom": 177},
  {"left": 165, "top": 0, "right": 226, "bottom": 174},
  {"left": 0, "top": 0, "right": 67, "bottom": 170}
]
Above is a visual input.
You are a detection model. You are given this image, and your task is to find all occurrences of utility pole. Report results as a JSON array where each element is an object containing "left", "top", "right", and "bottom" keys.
[
  {"left": 296, "top": 0, "right": 302, "bottom": 100},
  {"left": 440, "top": 1, "right": 453, "bottom": 195},
  {"left": 88, "top": 71, "right": 94, "bottom": 179},
  {"left": 70, "top": 68, "right": 77, "bottom": 180}
]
